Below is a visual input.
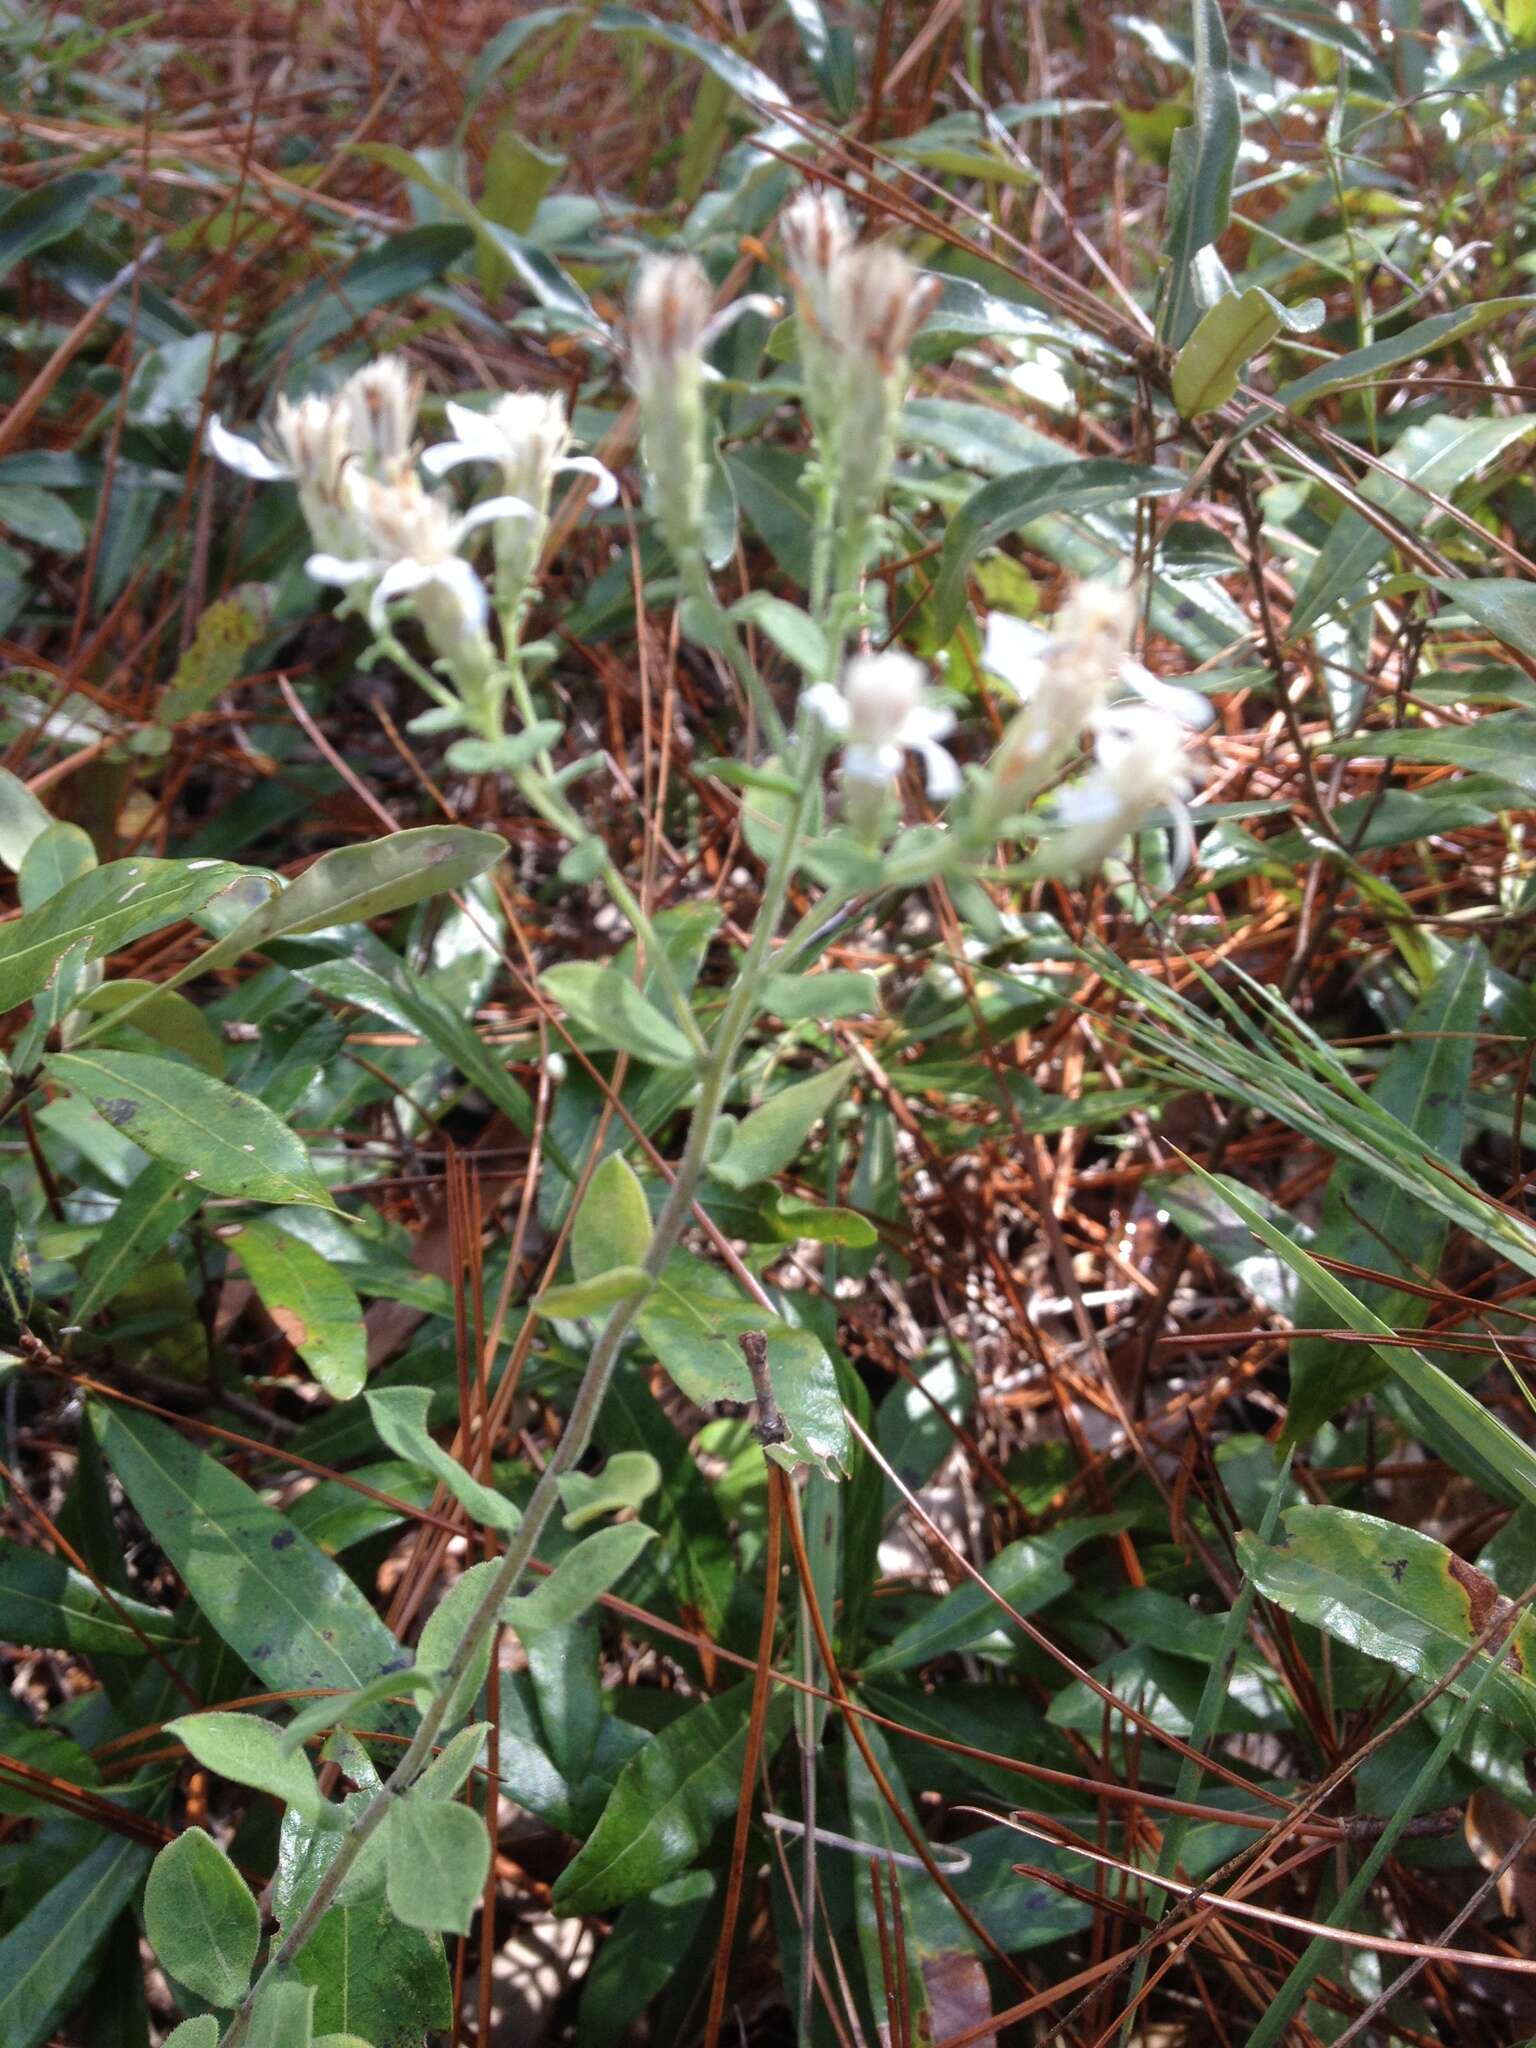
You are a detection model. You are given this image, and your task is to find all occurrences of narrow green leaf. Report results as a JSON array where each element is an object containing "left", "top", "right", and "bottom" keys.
[
  {"left": 1432, "top": 578, "right": 1536, "bottom": 664},
  {"left": 571, "top": 1152, "right": 652, "bottom": 1280},
  {"left": 552, "top": 1681, "right": 793, "bottom": 1913},
  {"left": 861, "top": 1526, "right": 1105, "bottom": 1676},
  {"left": 385, "top": 1799, "right": 490, "bottom": 1935},
  {"left": 0, "top": 170, "right": 119, "bottom": 279},
  {"left": 590, "top": 2, "right": 788, "bottom": 108},
  {"left": 534, "top": 1266, "right": 652, "bottom": 1317},
  {"left": 168, "top": 1711, "right": 333, "bottom": 1828},
  {"left": 0, "top": 858, "right": 246, "bottom": 1019},
  {"left": 712, "top": 1060, "right": 853, "bottom": 1191},
  {"left": 0, "top": 1533, "right": 180, "bottom": 1656},
  {"left": 365, "top": 1385, "right": 521, "bottom": 1532},
  {"left": 1158, "top": 0, "right": 1240, "bottom": 346},
  {"left": 72, "top": 978, "right": 225, "bottom": 1075},
  {"left": 224, "top": 1219, "right": 367, "bottom": 1400},
  {"left": 1241, "top": 1505, "right": 1536, "bottom": 1742},
  {"left": 0, "top": 1834, "right": 149, "bottom": 2048},
  {"left": 48, "top": 1049, "right": 336, "bottom": 1210},
  {"left": 933, "top": 461, "right": 1184, "bottom": 638},
  {"left": 540, "top": 961, "right": 698, "bottom": 1068},
  {"left": 90, "top": 1400, "right": 405, "bottom": 1694},
  {"left": 505, "top": 1523, "right": 655, "bottom": 1636},
  {"left": 1277, "top": 299, "right": 1536, "bottom": 412},
  {"left": 0, "top": 766, "right": 52, "bottom": 872},
  {"left": 246, "top": 1979, "right": 315, "bottom": 2048},
  {"left": 758, "top": 969, "right": 878, "bottom": 1021},
  {"left": 145, "top": 1827, "right": 260, "bottom": 2007},
  {"left": 73, "top": 1160, "right": 204, "bottom": 1324}
]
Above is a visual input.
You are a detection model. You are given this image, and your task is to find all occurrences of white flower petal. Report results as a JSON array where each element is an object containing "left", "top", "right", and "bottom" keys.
[
  {"left": 306, "top": 552, "right": 380, "bottom": 587},
  {"left": 557, "top": 455, "right": 619, "bottom": 508},
  {"left": 914, "top": 736, "right": 962, "bottom": 799},
  {"left": 444, "top": 400, "right": 503, "bottom": 451},
  {"left": 456, "top": 493, "right": 535, "bottom": 540},
  {"left": 982, "top": 610, "right": 1049, "bottom": 695},
  {"left": 801, "top": 682, "right": 850, "bottom": 734},
  {"left": 901, "top": 702, "right": 956, "bottom": 746},
  {"left": 1120, "top": 659, "right": 1214, "bottom": 729},
  {"left": 699, "top": 292, "right": 783, "bottom": 351},
  {"left": 208, "top": 416, "right": 289, "bottom": 481},
  {"left": 433, "top": 556, "right": 490, "bottom": 636},
  {"left": 843, "top": 740, "right": 903, "bottom": 786},
  {"left": 420, "top": 441, "right": 486, "bottom": 478}
]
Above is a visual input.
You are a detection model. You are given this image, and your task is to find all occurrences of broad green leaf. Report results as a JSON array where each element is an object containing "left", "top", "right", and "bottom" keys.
[
  {"left": 534, "top": 1265, "right": 651, "bottom": 1316},
  {"left": 415, "top": 1559, "right": 501, "bottom": 1730},
  {"left": 1240, "top": 1505, "right": 1536, "bottom": 1743},
  {"left": 47, "top": 1050, "right": 336, "bottom": 1209},
  {"left": 90, "top": 1400, "right": 405, "bottom": 1694},
  {"left": 1292, "top": 417, "right": 1536, "bottom": 637},
  {"left": 0, "top": 768, "right": 53, "bottom": 871},
  {"left": 1172, "top": 287, "right": 1285, "bottom": 416},
  {"left": 727, "top": 592, "right": 829, "bottom": 678},
  {"left": 247, "top": 1979, "right": 315, "bottom": 2048},
  {"left": 571, "top": 1151, "right": 652, "bottom": 1280},
  {"left": 224, "top": 1219, "right": 367, "bottom": 1400},
  {"left": 721, "top": 445, "right": 813, "bottom": 586},
  {"left": 1277, "top": 299, "right": 1536, "bottom": 412},
  {"left": 765, "top": 1192, "right": 878, "bottom": 1246},
  {"left": 861, "top": 1524, "right": 1111, "bottom": 1676},
  {"left": 540, "top": 961, "right": 697, "bottom": 1067},
  {"left": 712, "top": 1060, "right": 853, "bottom": 1190},
  {"left": 165, "top": 2023, "right": 219, "bottom": 2048},
  {"left": 0, "top": 1834, "right": 149, "bottom": 2048},
  {"left": 505, "top": 1522, "right": 655, "bottom": 1636},
  {"left": 575, "top": 1872, "right": 717, "bottom": 2046},
  {"left": 1433, "top": 578, "right": 1536, "bottom": 664},
  {"left": 0, "top": 482, "right": 86, "bottom": 554},
  {"left": 0, "top": 857, "right": 246, "bottom": 1018},
  {"left": 194, "top": 827, "right": 506, "bottom": 975},
  {"left": 933, "top": 461, "right": 1185, "bottom": 638},
  {"left": 1287, "top": 944, "right": 1484, "bottom": 1439},
  {"left": 0, "top": 170, "right": 119, "bottom": 279},
  {"left": 758, "top": 969, "right": 878, "bottom": 1021},
  {"left": 552, "top": 1681, "right": 792, "bottom": 1913},
  {"left": 294, "top": 1899, "right": 450, "bottom": 2048},
  {"left": 72, "top": 978, "right": 224, "bottom": 1075},
  {"left": 167, "top": 1711, "right": 333, "bottom": 1828},
  {"left": 72, "top": 1160, "right": 204, "bottom": 1324},
  {"left": 364, "top": 1385, "right": 520, "bottom": 1532},
  {"left": 0, "top": 1533, "right": 180, "bottom": 1656},
  {"left": 145, "top": 1827, "right": 260, "bottom": 2007},
  {"left": 559, "top": 1451, "right": 661, "bottom": 1530},
  {"left": 385, "top": 1799, "right": 490, "bottom": 1935},
  {"left": 1158, "top": 0, "right": 1240, "bottom": 346},
  {"left": 636, "top": 1248, "right": 849, "bottom": 1476}
]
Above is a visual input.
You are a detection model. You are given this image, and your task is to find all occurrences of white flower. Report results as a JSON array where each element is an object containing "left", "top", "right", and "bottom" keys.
[
  {"left": 307, "top": 469, "right": 531, "bottom": 638},
  {"left": 342, "top": 355, "right": 421, "bottom": 474},
  {"left": 627, "top": 255, "right": 780, "bottom": 404},
  {"left": 421, "top": 392, "right": 617, "bottom": 510},
  {"left": 207, "top": 393, "right": 358, "bottom": 554},
  {"left": 804, "top": 652, "right": 960, "bottom": 799},
  {"left": 1044, "top": 705, "right": 1200, "bottom": 876}
]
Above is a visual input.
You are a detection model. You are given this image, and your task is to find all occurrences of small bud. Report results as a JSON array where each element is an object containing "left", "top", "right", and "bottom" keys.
[{"left": 628, "top": 255, "right": 713, "bottom": 564}]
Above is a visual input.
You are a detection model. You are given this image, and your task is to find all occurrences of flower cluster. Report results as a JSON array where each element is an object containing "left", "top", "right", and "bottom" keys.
[{"left": 208, "top": 358, "right": 614, "bottom": 730}]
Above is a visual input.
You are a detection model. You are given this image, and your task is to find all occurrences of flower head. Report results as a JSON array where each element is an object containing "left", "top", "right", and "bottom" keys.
[
  {"left": 828, "top": 244, "right": 940, "bottom": 376},
  {"left": 342, "top": 355, "right": 421, "bottom": 475},
  {"left": 781, "top": 187, "right": 856, "bottom": 338},
  {"left": 422, "top": 392, "right": 617, "bottom": 512},
  {"left": 1041, "top": 705, "right": 1200, "bottom": 877},
  {"left": 804, "top": 651, "right": 960, "bottom": 800}
]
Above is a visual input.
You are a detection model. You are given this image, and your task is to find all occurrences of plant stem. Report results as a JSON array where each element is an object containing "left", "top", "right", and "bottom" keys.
[{"left": 218, "top": 732, "right": 821, "bottom": 2048}]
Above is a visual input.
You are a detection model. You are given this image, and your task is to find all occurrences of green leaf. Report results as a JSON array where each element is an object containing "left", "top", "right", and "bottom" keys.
[
  {"left": 552, "top": 1681, "right": 792, "bottom": 1913},
  {"left": 575, "top": 1872, "right": 717, "bottom": 2046},
  {"left": 540, "top": 961, "right": 697, "bottom": 1068},
  {"left": 1171, "top": 287, "right": 1285, "bottom": 416},
  {"left": 72, "top": 1160, "right": 205, "bottom": 1324},
  {"left": 0, "top": 483, "right": 86, "bottom": 554},
  {"left": 246, "top": 1979, "right": 315, "bottom": 2048},
  {"left": 0, "top": 857, "right": 247, "bottom": 1019},
  {"left": 1287, "top": 944, "right": 1485, "bottom": 1439},
  {"left": 281, "top": 1668, "right": 437, "bottom": 1753},
  {"left": 571, "top": 1152, "right": 652, "bottom": 1280},
  {"left": 1240, "top": 1505, "right": 1536, "bottom": 1743},
  {"left": 89, "top": 1400, "right": 405, "bottom": 1694},
  {"left": 534, "top": 1266, "right": 652, "bottom": 1317},
  {"left": 505, "top": 1522, "right": 656, "bottom": 1636},
  {"left": 252, "top": 223, "right": 472, "bottom": 368},
  {"left": 933, "top": 461, "right": 1185, "bottom": 638},
  {"left": 1158, "top": 0, "right": 1240, "bottom": 347},
  {"left": 1322, "top": 710, "right": 1536, "bottom": 798},
  {"left": 73, "top": 978, "right": 225, "bottom": 1075},
  {"left": 712, "top": 1060, "right": 853, "bottom": 1191},
  {"left": 0, "top": 766, "right": 52, "bottom": 872},
  {"left": 636, "top": 1248, "right": 849, "bottom": 1476},
  {"left": 385, "top": 1799, "right": 490, "bottom": 1935},
  {"left": 1277, "top": 299, "right": 1536, "bottom": 412},
  {"left": 1292, "top": 418, "right": 1536, "bottom": 637},
  {"left": 1432, "top": 578, "right": 1536, "bottom": 664},
  {"left": 861, "top": 1524, "right": 1108, "bottom": 1676},
  {"left": 0, "top": 170, "right": 119, "bottom": 280},
  {"left": 589, "top": 3, "right": 788, "bottom": 108},
  {"left": 47, "top": 1050, "right": 336, "bottom": 1209},
  {"left": 197, "top": 827, "right": 506, "bottom": 970},
  {"left": 0, "top": 1834, "right": 149, "bottom": 2048},
  {"left": 144, "top": 1827, "right": 260, "bottom": 2007},
  {"left": 293, "top": 1898, "right": 450, "bottom": 2048},
  {"left": 164, "top": 2022, "right": 219, "bottom": 2048},
  {"left": 727, "top": 593, "right": 829, "bottom": 678},
  {"left": 721, "top": 445, "right": 813, "bottom": 587},
  {"left": 364, "top": 1385, "right": 520, "bottom": 1532},
  {"left": 758, "top": 969, "right": 878, "bottom": 1021},
  {"left": 224, "top": 1219, "right": 367, "bottom": 1401},
  {"left": 0, "top": 1187, "right": 33, "bottom": 1341},
  {"left": 559, "top": 1451, "right": 661, "bottom": 1530},
  {"left": 0, "top": 1533, "right": 180, "bottom": 1656},
  {"left": 0, "top": 1725, "right": 101, "bottom": 1816},
  {"left": 167, "top": 1711, "right": 333, "bottom": 1828}
]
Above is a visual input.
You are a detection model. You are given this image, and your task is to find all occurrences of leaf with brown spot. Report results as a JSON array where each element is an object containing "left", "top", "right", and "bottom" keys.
[{"left": 1241, "top": 1505, "right": 1536, "bottom": 1742}]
